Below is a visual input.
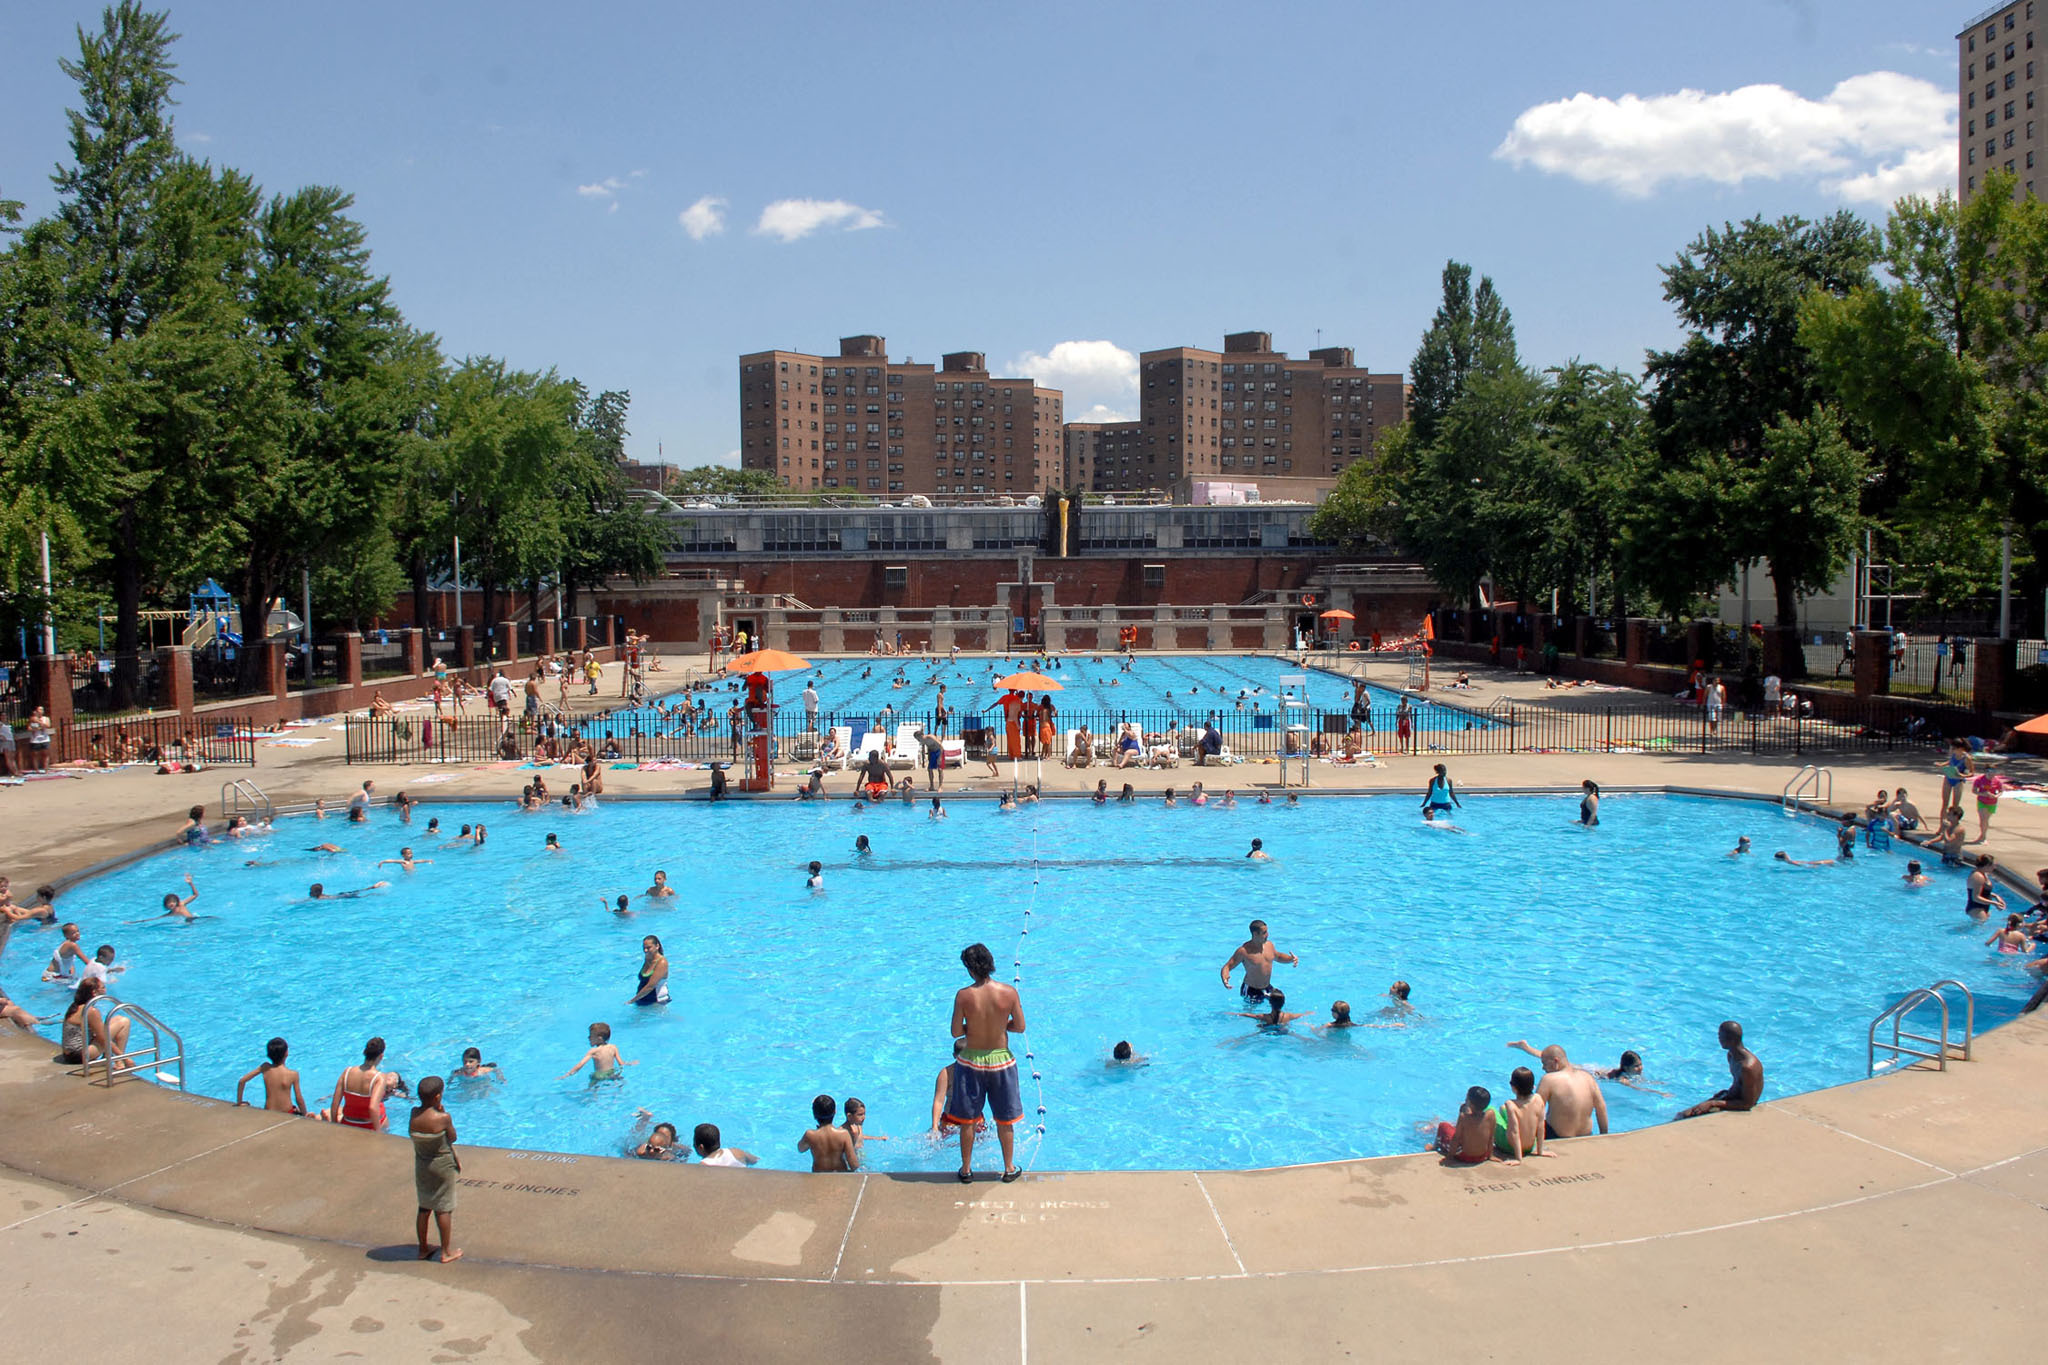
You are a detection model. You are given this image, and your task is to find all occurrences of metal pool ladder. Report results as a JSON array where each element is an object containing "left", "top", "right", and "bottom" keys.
[
  {"left": 1868, "top": 980, "right": 1974, "bottom": 1075},
  {"left": 221, "top": 776, "right": 274, "bottom": 825},
  {"left": 74, "top": 1001, "right": 187, "bottom": 1090},
  {"left": 1782, "top": 764, "right": 1832, "bottom": 811}
]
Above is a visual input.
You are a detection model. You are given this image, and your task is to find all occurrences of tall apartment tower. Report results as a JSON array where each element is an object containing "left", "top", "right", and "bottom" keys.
[
  {"left": 1069, "top": 331, "right": 1405, "bottom": 493},
  {"left": 738, "top": 336, "right": 1063, "bottom": 496},
  {"left": 1960, "top": 2, "right": 2044, "bottom": 201}
]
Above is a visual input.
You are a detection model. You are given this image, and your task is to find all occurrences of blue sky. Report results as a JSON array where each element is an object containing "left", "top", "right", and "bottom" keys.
[{"left": 0, "top": 0, "right": 1961, "bottom": 466}]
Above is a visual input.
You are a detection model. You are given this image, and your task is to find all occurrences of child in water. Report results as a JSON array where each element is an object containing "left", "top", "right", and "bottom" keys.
[{"left": 559, "top": 1022, "right": 636, "bottom": 1082}]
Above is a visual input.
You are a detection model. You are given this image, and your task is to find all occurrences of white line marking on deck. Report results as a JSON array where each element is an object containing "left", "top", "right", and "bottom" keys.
[
  {"left": 1192, "top": 1171, "right": 1247, "bottom": 1274},
  {"left": 1782, "top": 1108, "right": 1956, "bottom": 1174},
  {"left": 0, "top": 1116, "right": 298, "bottom": 1234},
  {"left": 1018, "top": 1280, "right": 1028, "bottom": 1365},
  {"left": 830, "top": 1173, "right": 868, "bottom": 1279}
]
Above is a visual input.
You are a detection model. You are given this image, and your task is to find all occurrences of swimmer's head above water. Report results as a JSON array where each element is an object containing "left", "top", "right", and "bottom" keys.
[{"left": 1389, "top": 980, "right": 1411, "bottom": 1001}]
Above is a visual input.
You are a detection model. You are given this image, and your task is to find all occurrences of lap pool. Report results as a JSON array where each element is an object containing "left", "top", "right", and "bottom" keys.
[
  {"left": 3, "top": 793, "right": 2028, "bottom": 1172},
  {"left": 638, "top": 653, "right": 1493, "bottom": 736}
]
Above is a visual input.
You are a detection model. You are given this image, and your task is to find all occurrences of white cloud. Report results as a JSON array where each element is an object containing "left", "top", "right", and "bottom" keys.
[
  {"left": 1495, "top": 71, "right": 1956, "bottom": 204},
  {"left": 679, "top": 194, "right": 728, "bottom": 240},
  {"left": 577, "top": 176, "right": 637, "bottom": 213},
  {"left": 753, "top": 198, "right": 887, "bottom": 242},
  {"left": 186, "top": 130, "right": 213, "bottom": 144},
  {"left": 1009, "top": 340, "right": 1139, "bottom": 420}
]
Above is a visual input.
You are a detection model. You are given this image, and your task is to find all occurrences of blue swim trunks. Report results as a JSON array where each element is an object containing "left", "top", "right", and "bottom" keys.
[{"left": 945, "top": 1048, "right": 1024, "bottom": 1127}]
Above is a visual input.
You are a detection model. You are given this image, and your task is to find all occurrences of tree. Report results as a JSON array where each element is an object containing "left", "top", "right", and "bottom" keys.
[
  {"left": 226, "top": 184, "right": 422, "bottom": 690},
  {"left": 1637, "top": 213, "right": 1877, "bottom": 662},
  {"left": 1800, "top": 175, "right": 2048, "bottom": 623},
  {"left": 1313, "top": 262, "right": 1525, "bottom": 600},
  {"left": 1407, "top": 261, "right": 1519, "bottom": 445},
  {"left": 665, "top": 463, "right": 784, "bottom": 498},
  {"left": 556, "top": 386, "right": 668, "bottom": 621}
]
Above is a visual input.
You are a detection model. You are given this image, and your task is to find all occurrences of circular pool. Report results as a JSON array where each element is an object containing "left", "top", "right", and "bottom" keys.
[{"left": 2, "top": 792, "right": 2028, "bottom": 1171}]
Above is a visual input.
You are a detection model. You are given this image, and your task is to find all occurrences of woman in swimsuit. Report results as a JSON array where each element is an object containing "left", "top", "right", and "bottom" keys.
[
  {"left": 1965, "top": 855, "right": 2007, "bottom": 920},
  {"left": 329, "top": 1037, "right": 393, "bottom": 1130},
  {"left": 1579, "top": 780, "right": 1600, "bottom": 827},
  {"left": 1942, "top": 740, "right": 1973, "bottom": 810},
  {"left": 630, "top": 935, "right": 670, "bottom": 1006},
  {"left": 58, "top": 977, "right": 130, "bottom": 1067}
]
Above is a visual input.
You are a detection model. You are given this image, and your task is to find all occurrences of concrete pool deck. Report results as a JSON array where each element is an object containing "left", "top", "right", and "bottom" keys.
[{"left": 3, "top": 652, "right": 2046, "bottom": 1363}]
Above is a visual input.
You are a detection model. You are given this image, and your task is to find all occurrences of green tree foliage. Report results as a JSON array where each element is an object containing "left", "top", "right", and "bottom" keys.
[
  {"left": 0, "top": 4, "right": 667, "bottom": 684},
  {"left": 227, "top": 184, "right": 425, "bottom": 689},
  {"left": 557, "top": 386, "right": 669, "bottom": 621},
  {"left": 665, "top": 463, "right": 785, "bottom": 497},
  {"left": 1800, "top": 174, "right": 2048, "bottom": 614},
  {"left": 1636, "top": 213, "right": 1876, "bottom": 643},
  {"left": 1406, "top": 261, "right": 1519, "bottom": 445}
]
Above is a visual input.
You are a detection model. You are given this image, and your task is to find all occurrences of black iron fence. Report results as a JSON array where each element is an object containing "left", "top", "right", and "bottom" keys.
[
  {"left": 343, "top": 696, "right": 1995, "bottom": 766},
  {"left": 56, "top": 713, "right": 258, "bottom": 766}
]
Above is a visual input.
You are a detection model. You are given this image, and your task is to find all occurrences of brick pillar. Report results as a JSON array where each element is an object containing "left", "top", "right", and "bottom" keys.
[
  {"left": 340, "top": 632, "right": 363, "bottom": 689},
  {"left": 1852, "top": 629, "right": 1892, "bottom": 699},
  {"left": 1973, "top": 637, "right": 2016, "bottom": 713},
  {"left": 498, "top": 620, "right": 519, "bottom": 664},
  {"left": 568, "top": 618, "right": 588, "bottom": 652},
  {"left": 538, "top": 619, "right": 559, "bottom": 657},
  {"left": 455, "top": 625, "right": 475, "bottom": 669},
  {"left": 1573, "top": 616, "right": 1590, "bottom": 657},
  {"left": 1624, "top": 618, "right": 1649, "bottom": 667},
  {"left": 32, "top": 654, "right": 74, "bottom": 730},
  {"left": 403, "top": 628, "right": 425, "bottom": 677},
  {"left": 256, "top": 639, "right": 291, "bottom": 700},
  {"left": 603, "top": 617, "right": 619, "bottom": 649},
  {"left": 156, "top": 646, "right": 195, "bottom": 717}
]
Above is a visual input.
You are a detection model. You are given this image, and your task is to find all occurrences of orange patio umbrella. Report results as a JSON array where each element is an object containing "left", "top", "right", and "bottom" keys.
[
  {"left": 2015, "top": 712, "right": 2048, "bottom": 735},
  {"left": 993, "top": 671, "right": 1064, "bottom": 692},
  {"left": 723, "top": 648, "right": 812, "bottom": 674},
  {"left": 1318, "top": 608, "right": 1356, "bottom": 621}
]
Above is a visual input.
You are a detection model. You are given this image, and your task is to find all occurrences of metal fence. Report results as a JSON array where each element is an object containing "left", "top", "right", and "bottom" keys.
[
  {"left": 343, "top": 696, "right": 1994, "bottom": 766},
  {"left": 56, "top": 713, "right": 258, "bottom": 766}
]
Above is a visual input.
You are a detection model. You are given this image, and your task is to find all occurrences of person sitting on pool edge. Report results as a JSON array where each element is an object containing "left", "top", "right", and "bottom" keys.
[
  {"left": 1504, "top": 1042, "right": 1608, "bottom": 1138},
  {"left": 1429, "top": 1086, "right": 1508, "bottom": 1165},
  {"left": 1677, "top": 1021, "right": 1764, "bottom": 1119}
]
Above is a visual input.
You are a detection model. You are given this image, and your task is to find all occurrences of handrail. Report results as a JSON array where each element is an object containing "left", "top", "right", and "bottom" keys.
[
  {"left": 1868, "top": 979, "right": 1975, "bottom": 1075},
  {"left": 221, "top": 776, "right": 274, "bottom": 825},
  {"left": 77, "top": 1000, "right": 186, "bottom": 1090},
  {"left": 1782, "top": 765, "right": 1832, "bottom": 811}
]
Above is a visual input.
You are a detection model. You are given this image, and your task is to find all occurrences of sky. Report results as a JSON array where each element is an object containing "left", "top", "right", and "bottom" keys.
[{"left": 0, "top": 0, "right": 1965, "bottom": 467}]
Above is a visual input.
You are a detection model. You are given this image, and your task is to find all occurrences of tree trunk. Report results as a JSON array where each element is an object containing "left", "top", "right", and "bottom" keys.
[
  {"left": 527, "top": 576, "right": 542, "bottom": 627},
  {"left": 563, "top": 578, "right": 582, "bottom": 623},
  {"left": 480, "top": 572, "right": 498, "bottom": 635},
  {"left": 235, "top": 573, "right": 276, "bottom": 695},
  {"left": 409, "top": 549, "right": 429, "bottom": 634},
  {"left": 1771, "top": 567, "right": 1808, "bottom": 679},
  {"left": 110, "top": 507, "right": 143, "bottom": 712}
]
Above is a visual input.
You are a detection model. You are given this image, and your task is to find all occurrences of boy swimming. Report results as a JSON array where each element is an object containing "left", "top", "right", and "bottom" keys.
[{"left": 559, "top": 1022, "right": 636, "bottom": 1082}]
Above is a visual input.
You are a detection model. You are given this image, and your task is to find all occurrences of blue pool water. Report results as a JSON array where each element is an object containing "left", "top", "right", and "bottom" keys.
[
  {"left": 636, "top": 654, "right": 1492, "bottom": 733},
  {"left": 4, "top": 794, "right": 2029, "bottom": 1172}
]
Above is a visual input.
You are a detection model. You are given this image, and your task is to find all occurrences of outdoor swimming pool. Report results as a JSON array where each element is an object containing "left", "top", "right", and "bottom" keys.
[
  {"left": 4, "top": 793, "right": 2030, "bottom": 1172},
  {"left": 638, "top": 653, "right": 1494, "bottom": 735}
]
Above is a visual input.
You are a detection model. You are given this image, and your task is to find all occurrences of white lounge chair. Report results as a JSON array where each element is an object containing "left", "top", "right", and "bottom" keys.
[
  {"left": 887, "top": 723, "right": 921, "bottom": 770},
  {"left": 854, "top": 731, "right": 891, "bottom": 767},
  {"left": 819, "top": 725, "right": 852, "bottom": 770}
]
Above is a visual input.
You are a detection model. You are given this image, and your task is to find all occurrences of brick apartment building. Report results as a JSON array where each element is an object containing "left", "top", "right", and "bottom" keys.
[
  {"left": 1065, "top": 331, "right": 1406, "bottom": 494},
  {"left": 739, "top": 336, "right": 1063, "bottom": 496},
  {"left": 1960, "top": 1, "right": 2044, "bottom": 200}
]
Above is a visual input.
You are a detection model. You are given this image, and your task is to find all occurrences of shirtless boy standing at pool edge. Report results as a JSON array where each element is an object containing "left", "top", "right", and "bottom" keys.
[{"left": 945, "top": 942, "right": 1027, "bottom": 1183}]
